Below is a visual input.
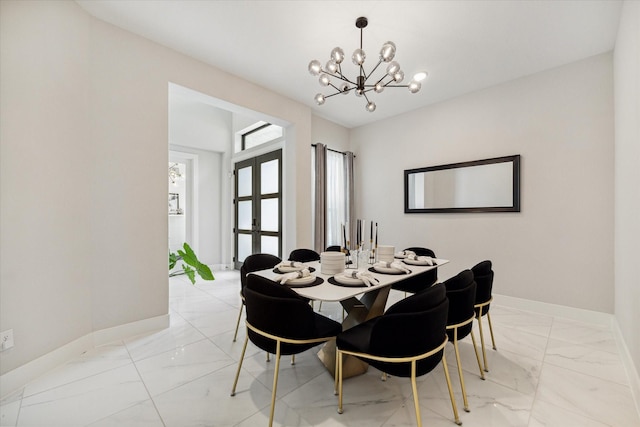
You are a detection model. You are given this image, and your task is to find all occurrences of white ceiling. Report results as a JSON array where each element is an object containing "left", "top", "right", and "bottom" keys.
[{"left": 76, "top": 0, "right": 622, "bottom": 129}]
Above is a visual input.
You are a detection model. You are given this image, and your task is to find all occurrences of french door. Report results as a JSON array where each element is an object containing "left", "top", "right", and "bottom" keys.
[{"left": 234, "top": 150, "right": 282, "bottom": 269}]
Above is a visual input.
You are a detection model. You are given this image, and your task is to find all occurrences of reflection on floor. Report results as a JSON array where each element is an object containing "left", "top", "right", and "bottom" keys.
[{"left": 1, "top": 270, "right": 639, "bottom": 426}]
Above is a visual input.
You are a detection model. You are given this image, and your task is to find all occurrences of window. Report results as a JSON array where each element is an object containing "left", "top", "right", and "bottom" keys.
[
  {"left": 241, "top": 123, "right": 283, "bottom": 151},
  {"left": 312, "top": 147, "right": 348, "bottom": 248}
]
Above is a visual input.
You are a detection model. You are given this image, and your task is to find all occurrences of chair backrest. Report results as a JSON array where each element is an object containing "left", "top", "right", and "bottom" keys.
[
  {"left": 443, "top": 270, "right": 477, "bottom": 340},
  {"left": 471, "top": 260, "right": 494, "bottom": 308},
  {"left": 402, "top": 246, "right": 438, "bottom": 286},
  {"left": 240, "top": 253, "right": 282, "bottom": 292},
  {"left": 288, "top": 248, "right": 320, "bottom": 262},
  {"left": 243, "top": 274, "right": 318, "bottom": 354},
  {"left": 367, "top": 283, "right": 449, "bottom": 377}
]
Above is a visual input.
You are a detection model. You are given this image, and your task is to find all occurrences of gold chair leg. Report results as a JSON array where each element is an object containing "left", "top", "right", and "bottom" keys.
[
  {"left": 318, "top": 301, "right": 323, "bottom": 311},
  {"left": 487, "top": 311, "right": 497, "bottom": 350},
  {"left": 232, "top": 305, "right": 243, "bottom": 342},
  {"left": 291, "top": 354, "right": 295, "bottom": 365},
  {"left": 381, "top": 372, "right": 388, "bottom": 381},
  {"left": 230, "top": 335, "right": 249, "bottom": 396},
  {"left": 268, "top": 342, "right": 282, "bottom": 427},
  {"left": 411, "top": 360, "right": 422, "bottom": 427},
  {"left": 477, "top": 314, "right": 489, "bottom": 372},
  {"left": 452, "top": 331, "right": 470, "bottom": 412},
  {"left": 470, "top": 329, "right": 485, "bottom": 380},
  {"left": 442, "top": 352, "right": 462, "bottom": 425},
  {"left": 334, "top": 347, "right": 339, "bottom": 396},
  {"left": 337, "top": 350, "right": 344, "bottom": 414}
]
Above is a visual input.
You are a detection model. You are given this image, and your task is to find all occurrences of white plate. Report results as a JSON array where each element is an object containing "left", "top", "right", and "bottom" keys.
[
  {"left": 282, "top": 275, "right": 316, "bottom": 285},
  {"left": 373, "top": 265, "right": 406, "bottom": 274},
  {"left": 403, "top": 258, "right": 436, "bottom": 266},
  {"left": 334, "top": 273, "right": 364, "bottom": 285}
]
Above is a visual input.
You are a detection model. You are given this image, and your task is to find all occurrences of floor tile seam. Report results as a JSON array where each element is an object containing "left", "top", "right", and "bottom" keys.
[
  {"left": 490, "top": 321, "right": 553, "bottom": 339},
  {"left": 120, "top": 344, "right": 168, "bottom": 427},
  {"left": 143, "top": 357, "right": 238, "bottom": 399},
  {"left": 540, "top": 358, "right": 634, "bottom": 389},
  {"left": 532, "top": 388, "right": 619, "bottom": 427},
  {"left": 128, "top": 336, "right": 212, "bottom": 364},
  {"left": 18, "top": 357, "right": 137, "bottom": 402},
  {"left": 526, "top": 317, "right": 553, "bottom": 427}
]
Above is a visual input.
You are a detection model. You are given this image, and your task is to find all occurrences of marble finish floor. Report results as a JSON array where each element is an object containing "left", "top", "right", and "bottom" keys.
[{"left": 1, "top": 270, "right": 639, "bottom": 426}]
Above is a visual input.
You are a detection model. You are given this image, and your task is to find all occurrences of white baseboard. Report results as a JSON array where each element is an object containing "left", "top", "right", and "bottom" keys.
[
  {"left": 612, "top": 319, "right": 640, "bottom": 419},
  {"left": 493, "top": 293, "right": 614, "bottom": 327},
  {"left": 495, "top": 293, "right": 640, "bottom": 418},
  {"left": 0, "top": 314, "right": 169, "bottom": 399}
]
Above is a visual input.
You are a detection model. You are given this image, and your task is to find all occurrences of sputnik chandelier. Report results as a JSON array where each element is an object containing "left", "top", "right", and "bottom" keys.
[{"left": 308, "top": 16, "right": 427, "bottom": 112}]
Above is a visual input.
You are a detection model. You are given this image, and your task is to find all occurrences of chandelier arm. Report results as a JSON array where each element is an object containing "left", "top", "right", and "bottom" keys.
[
  {"left": 365, "top": 59, "right": 384, "bottom": 81},
  {"left": 324, "top": 90, "right": 351, "bottom": 100}
]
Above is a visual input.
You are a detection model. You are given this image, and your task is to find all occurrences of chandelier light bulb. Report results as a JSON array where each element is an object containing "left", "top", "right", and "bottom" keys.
[
  {"left": 408, "top": 80, "right": 422, "bottom": 93},
  {"left": 308, "top": 60, "right": 322, "bottom": 76},
  {"left": 374, "top": 82, "right": 385, "bottom": 93},
  {"left": 340, "top": 83, "right": 350, "bottom": 94},
  {"left": 386, "top": 61, "right": 400, "bottom": 76},
  {"left": 326, "top": 60, "right": 338, "bottom": 74},
  {"left": 379, "top": 41, "right": 396, "bottom": 62},
  {"left": 319, "top": 74, "right": 330, "bottom": 86},
  {"left": 366, "top": 102, "right": 376, "bottom": 112},
  {"left": 314, "top": 93, "right": 325, "bottom": 105},
  {"left": 393, "top": 70, "right": 405, "bottom": 83},
  {"left": 413, "top": 71, "right": 428, "bottom": 82},
  {"left": 331, "top": 47, "right": 345, "bottom": 64},
  {"left": 352, "top": 48, "right": 366, "bottom": 66},
  {"left": 355, "top": 88, "right": 364, "bottom": 97}
]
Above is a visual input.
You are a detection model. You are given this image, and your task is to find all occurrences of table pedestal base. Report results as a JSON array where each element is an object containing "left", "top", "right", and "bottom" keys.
[{"left": 317, "top": 286, "right": 391, "bottom": 378}]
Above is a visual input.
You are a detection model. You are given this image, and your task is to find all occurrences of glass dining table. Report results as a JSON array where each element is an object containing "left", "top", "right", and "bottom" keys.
[{"left": 253, "top": 258, "right": 448, "bottom": 378}]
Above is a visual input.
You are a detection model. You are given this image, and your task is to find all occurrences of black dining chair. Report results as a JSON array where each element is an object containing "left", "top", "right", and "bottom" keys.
[
  {"left": 232, "top": 253, "right": 282, "bottom": 343},
  {"left": 335, "top": 283, "right": 461, "bottom": 427},
  {"left": 391, "top": 247, "right": 438, "bottom": 295},
  {"left": 231, "top": 274, "right": 342, "bottom": 427},
  {"left": 443, "top": 269, "right": 485, "bottom": 412},
  {"left": 288, "top": 248, "right": 321, "bottom": 262},
  {"left": 471, "top": 260, "right": 496, "bottom": 372}
]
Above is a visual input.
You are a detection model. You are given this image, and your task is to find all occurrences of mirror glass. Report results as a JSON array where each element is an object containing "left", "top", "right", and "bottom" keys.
[{"left": 404, "top": 155, "right": 520, "bottom": 213}]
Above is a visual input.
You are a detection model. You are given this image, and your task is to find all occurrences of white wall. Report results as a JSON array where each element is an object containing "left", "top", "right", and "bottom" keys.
[
  {"left": 0, "top": 0, "right": 312, "bottom": 379},
  {"left": 0, "top": 0, "right": 94, "bottom": 373},
  {"left": 351, "top": 53, "right": 614, "bottom": 313},
  {"left": 311, "top": 115, "right": 351, "bottom": 153},
  {"left": 614, "top": 0, "right": 640, "bottom": 388}
]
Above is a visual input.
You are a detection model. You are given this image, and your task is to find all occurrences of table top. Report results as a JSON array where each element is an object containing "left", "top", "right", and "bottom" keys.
[{"left": 252, "top": 259, "right": 448, "bottom": 302}]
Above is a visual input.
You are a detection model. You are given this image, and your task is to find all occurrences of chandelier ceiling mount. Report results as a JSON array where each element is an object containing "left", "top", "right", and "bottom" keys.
[{"left": 308, "top": 16, "right": 427, "bottom": 113}]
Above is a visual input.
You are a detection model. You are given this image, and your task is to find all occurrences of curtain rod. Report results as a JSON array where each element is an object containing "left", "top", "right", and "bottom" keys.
[{"left": 311, "top": 144, "right": 356, "bottom": 158}]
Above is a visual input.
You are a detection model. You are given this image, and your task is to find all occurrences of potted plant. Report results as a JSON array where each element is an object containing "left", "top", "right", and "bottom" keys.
[{"left": 169, "top": 242, "right": 214, "bottom": 285}]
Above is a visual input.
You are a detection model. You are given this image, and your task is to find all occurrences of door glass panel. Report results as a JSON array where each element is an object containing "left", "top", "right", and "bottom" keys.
[
  {"left": 238, "top": 201, "right": 252, "bottom": 230},
  {"left": 237, "top": 234, "right": 252, "bottom": 263},
  {"left": 261, "top": 198, "right": 278, "bottom": 232},
  {"left": 261, "top": 236, "right": 279, "bottom": 256},
  {"left": 261, "top": 159, "right": 279, "bottom": 195},
  {"left": 238, "top": 166, "right": 252, "bottom": 197}
]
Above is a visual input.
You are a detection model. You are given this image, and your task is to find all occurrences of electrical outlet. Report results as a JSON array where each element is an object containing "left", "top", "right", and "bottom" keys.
[{"left": 1, "top": 329, "right": 14, "bottom": 351}]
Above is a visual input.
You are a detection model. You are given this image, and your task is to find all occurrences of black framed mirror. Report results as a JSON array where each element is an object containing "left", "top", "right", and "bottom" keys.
[{"left": 404, "top": 155, "right": 520, "bottom": 213}]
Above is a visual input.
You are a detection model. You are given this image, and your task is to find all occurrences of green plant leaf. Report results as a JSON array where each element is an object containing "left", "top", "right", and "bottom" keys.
[
  {"left": 182, "top": 265, "right": 196, "bottom": 285},
  {"left": 171, "top": 242, "right": 214, "bottom": 285},
  {"left": 169, "top": 251, "right": 178, "bottom": 270}
]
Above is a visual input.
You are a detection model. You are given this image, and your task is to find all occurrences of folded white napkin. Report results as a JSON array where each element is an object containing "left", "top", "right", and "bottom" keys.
[
  {"left": 277, "top": 261, "right": 304, "bottom": 270},
  {"left": 395, "top": 250, "right": 416, "bottom": 258},
  {"left": 406, "top": 254, "right": 435, "bottom": 265},
  {"left": 343, "top": 270, "right": 379, "bottom": 286},
  {"left": 374, "top": 261, "right": 411, "bottom": 273},
  {"left": 275, "top": 268, "right": 311, "bottom": 284}
]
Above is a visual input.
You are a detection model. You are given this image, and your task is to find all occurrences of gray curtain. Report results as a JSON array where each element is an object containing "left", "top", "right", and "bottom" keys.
[
  {"left": 314, "top": 143, "right": 327, "bottom": 253},
  {"left": 345, "top": 151, "right": 355, "bottom": 249}
]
